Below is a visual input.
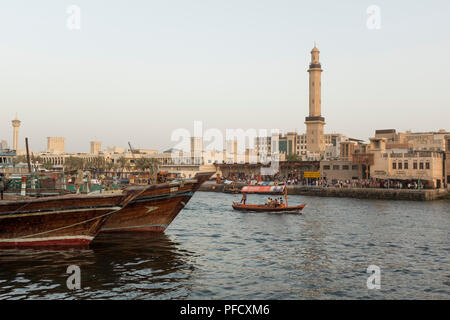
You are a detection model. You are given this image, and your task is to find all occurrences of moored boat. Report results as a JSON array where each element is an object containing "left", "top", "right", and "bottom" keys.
[
  {"left": 100, "top": 172, "right": 214, "bottom": 232},
  {"left": 232, "top": 203, "right": 306, "bottom": 214},
  {"left": 0, "top": 188, "right": 148, "bottom": 247},
  {"left": 232, "top": 185, "right": 306, "bottom": 214}
]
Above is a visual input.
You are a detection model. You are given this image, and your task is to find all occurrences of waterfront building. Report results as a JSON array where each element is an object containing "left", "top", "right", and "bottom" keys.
[
  {"left": 90, "top": 141, "right": 102, "bottom": 155},
  {"left": 369, "top": 138, "right": 445, "bottom": 189},
  {"left": 305, "top": 44, "right": 325, "bottom": 156},
  {"left": 46, "top": 137, "right": 66, "bottom": 154},
  {"left": 375, "top": 129, "right": 449, "bottom": 152},
  {"left": 215, "top": 161, "right": 319, "bottom": 181},
  {"left": 259, "top": 131, "right": 345, "bottom": 161},
  {"left": 403, "top": 130, "right": 449, "bottom": 152},
  {"left": 0, "top": 149, "right": 15, "bottom": 170},
  {"left": 255, "top": 136, "right": 273, "bottom": 162},
  {"left": 320, "top": 160, "right": 359, "bottom": 183},
  {"left": 38, "top": 153, "right": 99, "bottom": 169}
]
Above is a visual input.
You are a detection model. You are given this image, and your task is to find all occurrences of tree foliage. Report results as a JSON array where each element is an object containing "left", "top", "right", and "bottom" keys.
[{"left": 286, "top": 153, "right": 301, "bottom": 162}]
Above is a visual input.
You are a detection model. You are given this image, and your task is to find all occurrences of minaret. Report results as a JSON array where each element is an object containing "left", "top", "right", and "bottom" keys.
[
  {"left": 11, "top": 114, "right": 21, "bottom": 151},
  {"left": 305, "top": 44, "right": 325, "bottom": 155}
]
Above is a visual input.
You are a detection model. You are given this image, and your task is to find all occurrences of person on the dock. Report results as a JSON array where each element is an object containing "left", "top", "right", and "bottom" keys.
[{"left": 0, "top": 173, "right": 6, "bottom": 200}]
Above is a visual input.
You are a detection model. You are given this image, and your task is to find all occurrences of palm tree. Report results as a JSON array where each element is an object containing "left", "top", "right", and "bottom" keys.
[
  {"left": 286, "top": 154, "right": 301, "bottom": 162},
  {"left": 42, "top": 161, "right": 53, "bottom": 170},
  {"left": 105, "top": 161, "right": 114, "bottom": 173},
  {"left": 148, "top": 158, "right": 160, "bottom": 182},
  {"left": 135, "top": 157, "right": 160, "bottom": 183},
  {"left": 64, "top": 157, "right": 84, "bottom": 172},
  {"left": 117, "top": 156, "right": 128, "bottom": 177},
  {"left": 134, "top": 158, "right": 148, "bottom": 172},
  {"left": 12, "top": 155, "right": 27, "bottom": 168}
]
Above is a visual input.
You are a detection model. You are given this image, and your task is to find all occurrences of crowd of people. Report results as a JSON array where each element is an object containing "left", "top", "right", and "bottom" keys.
[{"left": 221, "top": 174, "right": 427, "bottom": 190}]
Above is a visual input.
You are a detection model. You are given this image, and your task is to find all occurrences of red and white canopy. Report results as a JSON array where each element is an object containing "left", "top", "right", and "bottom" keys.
[{"left": 241, "top": 185, "right": 285, "bottom": 194}]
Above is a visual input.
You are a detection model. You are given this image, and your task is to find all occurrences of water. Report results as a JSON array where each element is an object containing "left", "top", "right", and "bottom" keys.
[{"left": 0, "top": 192, "right": 449, "bottom": 299}]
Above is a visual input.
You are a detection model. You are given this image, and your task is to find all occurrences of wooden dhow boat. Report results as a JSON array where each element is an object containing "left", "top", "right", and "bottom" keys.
[
  {"left": 232, "top": 185, "right": 306, "bottom": 214},
  {"left": 0, "top": 188, "right": 148, "bottom": 247},
  {"left": 100, "top": 172, "right": 214, "bottom": 233}
]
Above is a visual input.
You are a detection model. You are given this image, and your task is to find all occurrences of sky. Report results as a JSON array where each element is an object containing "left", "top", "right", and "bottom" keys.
[{"left": 0, "top": 0, "right": 449, "bottom": 153}]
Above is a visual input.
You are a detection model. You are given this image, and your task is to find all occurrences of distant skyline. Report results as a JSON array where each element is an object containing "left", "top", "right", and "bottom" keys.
[{"left": 1, "top": 0, "right": 449, "bottom": 153}]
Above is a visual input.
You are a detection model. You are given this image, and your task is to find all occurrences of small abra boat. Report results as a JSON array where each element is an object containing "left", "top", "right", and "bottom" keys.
[{"left": 232, "top": 185, "right": 306, "bottom": 214}]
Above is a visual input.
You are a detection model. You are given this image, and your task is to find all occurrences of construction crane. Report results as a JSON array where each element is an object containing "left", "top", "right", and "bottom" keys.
[{"left": 128, "top": 141, "right": 137, "bottom": 159}]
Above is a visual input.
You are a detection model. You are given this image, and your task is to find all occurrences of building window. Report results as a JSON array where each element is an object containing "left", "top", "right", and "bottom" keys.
[
  {"left": 323, "top": 165, "right": 330, "bottom": 170},
  {"left": 352, "top": 165, "right": 358, "bottom": 170},
  {"left": 333, "top": 165, "right": 340, "bottom": 170},
  {"left": 342, "top": 165, "right": 349, "bottom": 170},
  {"left": 413, "top": 162, "right": 417, "bottom": 169},
  {"left": 392, "top": 162, "right": 397, "bottom": 169},
  {"left": 419, "top": 162, "right": 424, "bottom": 170},
  {"left": 404, "top": 161, "right": 408, "bottom": 169},
  {"left": 426, "top": 162, "right": 430, "bottom": 170},
  {"left": 398, "top": 162, "right": 402, "bottom": 170}
]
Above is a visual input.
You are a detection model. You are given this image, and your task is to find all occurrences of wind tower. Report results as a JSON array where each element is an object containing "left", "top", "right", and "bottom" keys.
[{"left": 305, "top": 44, "right": 326, "bottom": 155}]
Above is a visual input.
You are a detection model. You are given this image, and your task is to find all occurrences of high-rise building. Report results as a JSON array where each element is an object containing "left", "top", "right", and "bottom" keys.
[
  {"left": 11, "top": 115, "right": 21, "bottom": 151},
  {"left": 190, "top": 137, "right": 203, "bottom": 165},
  {"left": 305, "top": 44, "right": 326, "bottom": 155},
  {"left": 0, "top": 140, "right": 8, "bottom": 150},
  {"left": 90, "top": 141, "right": 102, "bottom": 155},
  {"left": 47, "top": 137, "right": 66, "bottom": 154}
]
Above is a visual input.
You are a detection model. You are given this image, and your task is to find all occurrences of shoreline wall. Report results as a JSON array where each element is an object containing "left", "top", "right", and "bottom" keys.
[{"left": 199, "top": 182, "right": 450, "bottom": 201}]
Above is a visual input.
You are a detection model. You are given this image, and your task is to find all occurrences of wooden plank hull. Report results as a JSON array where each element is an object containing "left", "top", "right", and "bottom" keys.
[
  {"left": 101, "top": 172, "right": 213, "bottom": 233},
  {"left": 0, "top": 189, "right": 146, "bottom": 247},
  {"left": 232, "top": 203, "right": 306, "bottom": 214}
]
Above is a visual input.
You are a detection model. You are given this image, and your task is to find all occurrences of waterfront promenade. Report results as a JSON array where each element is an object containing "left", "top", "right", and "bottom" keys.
[{"left": 199, "top": 181, "right": 450, "bottom": 201}]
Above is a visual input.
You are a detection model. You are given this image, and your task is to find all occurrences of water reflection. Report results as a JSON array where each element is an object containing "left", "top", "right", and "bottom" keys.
[
  {"left": 0, "top": 192, "right": 449, "bottom": 300},
  {"left": 0, "top": 233, "right": 194, "bottom": 299}
]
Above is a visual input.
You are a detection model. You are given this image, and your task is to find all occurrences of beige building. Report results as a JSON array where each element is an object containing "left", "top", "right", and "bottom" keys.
[
  {"left": 375, "top": 129, "right": 449, "bottom": 152},
  {"left": 262, "top": 131, "right": 345, "bottom": 161},
  {"left": 47, "top": 137, "right": 66, "bottom": 154},
  {"left": 369, "top": 138, "right": 445, "bottom": 189},
  {"left": 403, "top": 130, "right": 449, "bottom": 152},
  {"left": 320, "top": 160, "right": 359, "bottom": 182},
  {"left": 305, "top": 45, "right": 325, "bottom": 155},
  {"left": 134, "top": 149, "right": 158, "bottom": 155},
  {"left": 104, "top": 146, "right": 125, "bottom": 154},
  {"left": 90, "top": 141, "right": 102, "bottom": 155},
  {"left": 445, "top": 135, "right": 450, "bottom": 190}
]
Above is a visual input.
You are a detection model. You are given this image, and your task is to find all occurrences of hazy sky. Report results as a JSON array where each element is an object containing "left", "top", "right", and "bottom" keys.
[{"left": 1, "top": 0, "right": 449, "bottom": 153}]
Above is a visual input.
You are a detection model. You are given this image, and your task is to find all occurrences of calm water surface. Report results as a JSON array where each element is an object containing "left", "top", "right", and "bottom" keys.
[{"left": 0, "top": 192, "right": 449, "bottom": 299}]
